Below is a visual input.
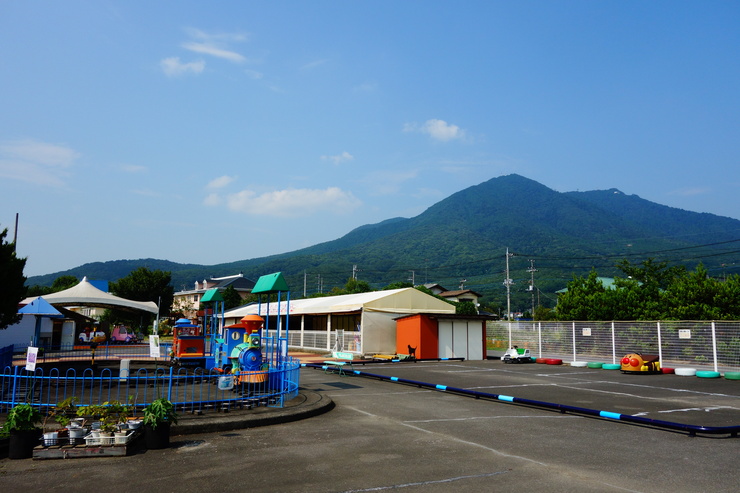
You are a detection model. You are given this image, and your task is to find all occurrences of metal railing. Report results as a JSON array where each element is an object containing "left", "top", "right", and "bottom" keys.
[
  {"left": 488, "top": 320, "right": 740, "bottom": 372},
  {"left": 1, "top": 358, "right": 301, "bottom": 414}
]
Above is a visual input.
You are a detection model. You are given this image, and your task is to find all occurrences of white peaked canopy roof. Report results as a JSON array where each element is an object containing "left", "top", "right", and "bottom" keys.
[
  {"left": 21, "top": 277, "right": 158, "bottom": 314},
  {"left": 224, "top": 287, "right": 456, "bottom": 319}
]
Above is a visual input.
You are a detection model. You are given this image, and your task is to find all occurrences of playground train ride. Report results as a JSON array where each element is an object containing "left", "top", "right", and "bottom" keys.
[
  {"left": 214, "top": 315, "right": 268, "bottom": 383},
  {"left": 620, "top": 352, "right": 661, "bottom": 374},
  {"left": 171, "top": 318, "right": 206, "bottom": 367},
  {"left": 171, "top": 315, "right": 268, "bottom": 381}
]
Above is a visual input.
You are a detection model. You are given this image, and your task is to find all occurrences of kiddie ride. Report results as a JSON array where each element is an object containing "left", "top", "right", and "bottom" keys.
[
  {"left": 501, "top": 345, "right": 533, "bottom": 363},
  {"left": 170, "top": 315, "right": 268, "bottom": 384},
  {"left": 620, "top": 352, "right": 661, "bottom": 374}
]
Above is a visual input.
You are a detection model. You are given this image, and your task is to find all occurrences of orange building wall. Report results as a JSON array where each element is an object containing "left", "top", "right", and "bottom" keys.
[{"left": 396, "top": 314, "right": 439, "bottom": 359}]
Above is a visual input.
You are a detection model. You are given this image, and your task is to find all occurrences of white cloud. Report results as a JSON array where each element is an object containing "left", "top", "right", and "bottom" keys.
[
  {"left": 182, "top": 42, "right": 245, "bottom": 63},
  {"left": 404, "top": 119, "right": 466, "bottom": 142},
  {"left": 209, "top": 187, "right": 362, "bottom": 217},
  {"left": 0, "top": 139, "right": 79, "bottom": 166},
  {"left": 181, "top": 28, "right": 248, "bottom": 63},
  {"left": 321, "top": 151, "right": 354, "bottom": 165},
  {"left": 203, "top": 192, "right": 222, "bottom": 206},
  {"left": 206, "top": 175, "right": 236, "bottom": 189},
  {"left": 0, "top": 139, "right": 79, "bottom": 187},
  {"left": 160, "top": 57, "right": 205, "bottom": 76}
]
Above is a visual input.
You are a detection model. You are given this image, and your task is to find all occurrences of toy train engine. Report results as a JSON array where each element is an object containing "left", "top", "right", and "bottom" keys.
[
  {"left": 620, "top": 352, "right": 661, "bottom": 374},
  {"left": 221, "top": 315, "right": 267, "bottom": 383}
]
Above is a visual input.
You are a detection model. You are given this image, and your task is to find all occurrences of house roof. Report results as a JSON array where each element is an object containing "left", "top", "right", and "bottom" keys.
[
  {"left": 21, "top": 277, "right": 158, "bottom": 314},
  {"left": 438, "top": 289, "right": 483, "bottom": 298},
  {"left": 224, "top": 288, "right": 456, "bottom": 318}
]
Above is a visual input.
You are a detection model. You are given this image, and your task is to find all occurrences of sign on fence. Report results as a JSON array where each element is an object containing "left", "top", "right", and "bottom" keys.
[
  {"left": 149, "top": 335, "right": 161, "bottom": 357},
  {"left": 26, "top": 347, "right": 38, "bottom": 371}
]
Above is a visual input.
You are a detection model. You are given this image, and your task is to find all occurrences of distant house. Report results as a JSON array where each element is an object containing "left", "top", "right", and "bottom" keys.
[
  {"left": 423, "top": 283, "right": 482, "bottom": 308},
  {"left": 172, "top": 274, "right": 255, "bottom": 318}
]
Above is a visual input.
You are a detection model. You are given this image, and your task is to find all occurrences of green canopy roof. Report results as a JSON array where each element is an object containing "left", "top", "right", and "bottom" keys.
[
  {"left": 252, "top": 272, "right": 290, "bottom": 294},
  {"left": 200, "top": 288, "right": 224, "bottom": 303}
]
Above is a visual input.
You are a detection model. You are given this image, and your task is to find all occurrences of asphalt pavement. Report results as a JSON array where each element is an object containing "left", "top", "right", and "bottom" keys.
[{"left": 2, "top": 357, "right": 739, "bottom": 493}]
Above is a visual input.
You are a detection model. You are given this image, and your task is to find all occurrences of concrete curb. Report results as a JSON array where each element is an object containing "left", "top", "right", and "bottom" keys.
[{"left": 170, "top": 390, "right": 335, "bottom": 436}]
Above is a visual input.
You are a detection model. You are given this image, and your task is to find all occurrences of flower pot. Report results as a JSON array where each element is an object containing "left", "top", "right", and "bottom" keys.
[
  {"left": 127, "top": 419, "right": 142, "bottom": 430},
  {"left": 144, "top": 422, "right": 170, "bottom": 450},
  {"left": 8, "top": 429, "right": 42, "bottom": 459},
  {"left": 99, "top": 431, "right": 114, "bottom": 445},
  {"left": 68, "top": 427, "right": 86, "bottom": 445},
  {"left": 114, "top": 431, "right": 129, "bottom": 444},
  {"left": 43, "top": 431, "right": 59, "bottom": 446}
]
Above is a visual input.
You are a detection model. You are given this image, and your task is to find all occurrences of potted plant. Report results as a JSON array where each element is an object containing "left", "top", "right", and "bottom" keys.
[
  {"left": 2, "top": 403, "right": 43, "bottom": 459},
  {"left": 76, "top": 403, "right": 107, "bottom": 445},
  {"left": 142, "top": 398, "right": 178, "bottom": 449},
  {"left": 42, "top": 397, "right": 80, "bottom": 446},
  {"left": 106, "top": 399, "right": 133, "bottom": 444}
]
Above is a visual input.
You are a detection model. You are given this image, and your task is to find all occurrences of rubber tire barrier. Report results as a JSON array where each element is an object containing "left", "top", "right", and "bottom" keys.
[
  {"left": 602, "top": 363, "right": 621, "bottom": 370},
  {"left": 725, "top": 372, "right": 740, "bottom": 380},
  {"left": 545, "top": 358, "right": 562, "bottom": 365},
  {"left": 535, "top": 358, "right": 547, "bottom": 364},
  {"left": 674, "top": 368, "right": 697, "bottom": 376},
  {"left": 661, "top": 368, "right": 675, "bottom": 374},
  {"left": 587, "top": 362, "right": 604, "bottom": 369},
  {"left": 696, "top": 370, "right": 721, "bottom": 379},
  {"left": 570, "top": 361, "right": 588, "bottom": 367}
]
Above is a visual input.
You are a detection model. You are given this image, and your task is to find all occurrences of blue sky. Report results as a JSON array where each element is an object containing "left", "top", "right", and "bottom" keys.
[{"left": 1, "top": 1, "right": 739, "bottom": 277}]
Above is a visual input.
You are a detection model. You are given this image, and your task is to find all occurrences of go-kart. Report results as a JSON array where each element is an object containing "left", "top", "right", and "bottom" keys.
[{"left": 501, "top": 345, "right": 533, "bottom": 363}]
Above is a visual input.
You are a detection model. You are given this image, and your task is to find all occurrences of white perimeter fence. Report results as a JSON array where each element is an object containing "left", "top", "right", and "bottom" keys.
[{"left": 487, "top": 321, "right": 740, "bottom": 372}]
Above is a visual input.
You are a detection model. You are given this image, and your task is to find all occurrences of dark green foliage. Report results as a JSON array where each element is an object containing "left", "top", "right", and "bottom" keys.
[
  {"left": 0, "top": 227, "right": 27, "bottom": 330},
  {"left": 1, "top": 404, "right": 43, "bottom": 434},
  {"left": 556, "top": 261, "right": 740, "bottom": 321},
  {"left": 107, "top": 267, "right": 173, "bottom": 327},
  {"left": 142, "top": 398, "right": 178, "bottom": 429},
  {"left": 456, "top": 301, "right": 478, "bottom": 315},
  {"left": 221, "top": 285, "right": 244, "bottom": 310},
  {"left": 23, "top": 175, "right": 740, "bottom": 315}
]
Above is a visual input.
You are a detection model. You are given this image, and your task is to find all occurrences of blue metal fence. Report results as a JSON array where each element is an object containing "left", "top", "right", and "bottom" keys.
[{"left": 1, "top": 358, "right": 301, "bottom": 414}]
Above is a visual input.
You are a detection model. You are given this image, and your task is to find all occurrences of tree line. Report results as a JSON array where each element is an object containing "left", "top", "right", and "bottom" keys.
[{"left": 551, "top": 259, "right": 740, "bottom": 321}]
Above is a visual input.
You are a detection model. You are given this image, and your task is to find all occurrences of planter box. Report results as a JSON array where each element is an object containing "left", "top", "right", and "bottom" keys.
[{"left": 32, "top": 430, "right": 141, "bottom": 460}]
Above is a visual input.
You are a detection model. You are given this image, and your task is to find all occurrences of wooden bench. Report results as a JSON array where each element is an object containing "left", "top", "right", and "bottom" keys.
[{"left": 323, "top": 351, "right": 355, "bottom": 376}]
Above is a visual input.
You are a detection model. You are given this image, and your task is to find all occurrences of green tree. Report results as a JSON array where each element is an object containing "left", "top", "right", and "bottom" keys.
[
  {"left": 222, "top": 285, "right": 243, "bottom": 310},
  {"left": 108, "top": 267, "right": 173, "bottom": 327},
  {"left": 0, "top": 228, "right": 27, "bottom": 330},
  {"left": 456, "top": 301, "right": 478, "bottom": 315},
  {"left": 555, "top": 270, "right": 607, "bottom": 320},
  {"left": 51, "top": 275, "right": 78, "bottom": 292},
  {"left": 665, "top": 264, "right": 721, "bottom": 320}
]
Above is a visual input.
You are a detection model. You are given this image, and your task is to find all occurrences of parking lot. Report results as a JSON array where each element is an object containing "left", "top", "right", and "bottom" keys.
[{"left": 2, "top": 359, "right": 739, "bottom": 492}]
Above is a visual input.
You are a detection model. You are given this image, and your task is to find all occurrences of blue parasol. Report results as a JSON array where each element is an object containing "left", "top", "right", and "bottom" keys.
[{"left": 18, "top": 297, "right": 64, "bottom": 346}]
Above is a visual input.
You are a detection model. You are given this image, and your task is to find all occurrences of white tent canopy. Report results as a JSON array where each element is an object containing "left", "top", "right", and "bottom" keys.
[
  {"left": 21, "top": 277, "right": 158, "bottom": 314},
  {"left": 224, "top": 288, "right": 455, "bottom": 320}
]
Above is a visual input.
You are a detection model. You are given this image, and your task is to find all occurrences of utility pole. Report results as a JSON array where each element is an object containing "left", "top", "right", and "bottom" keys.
[
  {"left": 459, "top": 278, "right": 467, "bottom": 290},
  {"left": 352, "top": 264, "right": 360, "bottom": 280},
  {"left": 527, "top": 259, "right": 538, "bottom": 318},
  {"left": 408, "top": 270, "right": 415, "bottom": 286},
  {"left": 504, "top": 248, "right": 514, "bottom": 347}
]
